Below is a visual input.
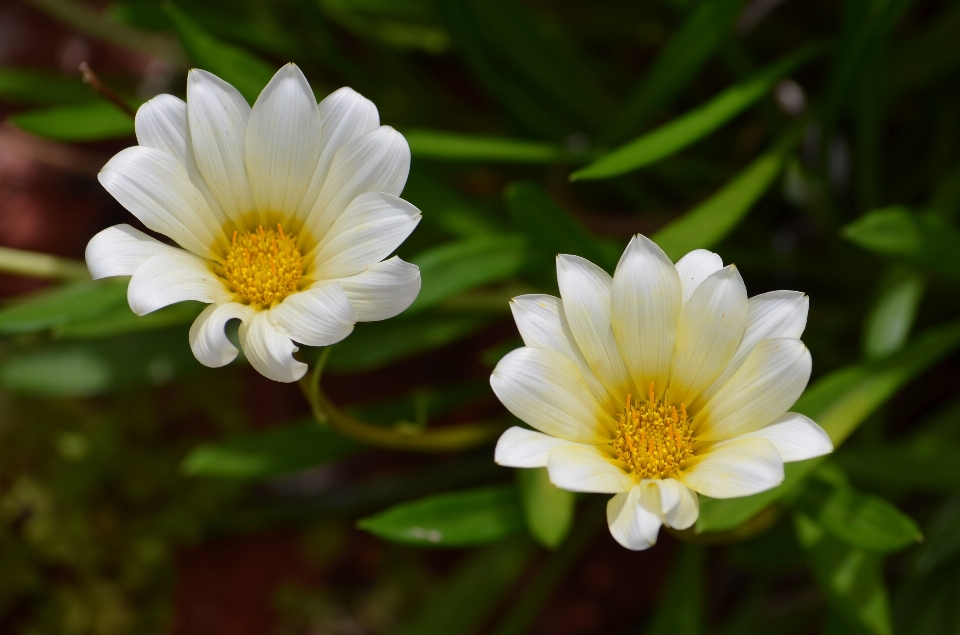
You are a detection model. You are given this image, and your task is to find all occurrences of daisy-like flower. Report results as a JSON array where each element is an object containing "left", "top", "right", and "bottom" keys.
[
  {"left": 491, "top": 236, "right": 833, "bottom": 550},
  {"left": 85, "top": 64, "right": 420, "bottom": 382}
]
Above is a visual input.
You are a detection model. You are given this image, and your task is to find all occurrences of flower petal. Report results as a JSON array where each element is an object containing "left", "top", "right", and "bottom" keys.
[
  {"left": 675, "top": 249, "right": 723, "bottom": 304},
  {"left": 302, "top": 125, "right": 410, "bottom": 242},
  {"left": 297, "top": 87, "right": 380, "bottom": 218},
  {"left": 695, "top": 338, "right": 812, "bottom": 442},
  {"left": 246, "top": 64, "right": 322, "bottom": 221},
  {"left": 334, "top": 256, "right": 420, "bottom": 322},
  {"left": 668, "top": 265, "right": 748, "bottom": 405},
  {"left": 135, "top": 93, "right": 227, "bottom": 225},
  {"left": 238, "top": 311, "right": 308, "bottom": 382},
  {"left": 693, "top": 291, "right": 809, "bottom": 410},
  {"left": 739, "top": 412, "right": 833, "bottom": 462},
  {"left": 556, "top": 254, "right": 631, "bottom": 397},
  {"left": 679, "top": 437, "right": 783, "bottom": 498},
  {"left": 547, "top": 444, "right": 634, "bottom": 493},
  {"left": 611, "top": 235, "right": 682, "bottom": 399},
  {"left": 187, "top": 69, "right": 254, "bottom": 221},
  {"left": 490, "top": 347, "right": 611, "bottom": 444},
  {"left": 650, "top": 478, "right": 700, "bottom": 530},
  {"left": 510, "top": 294, "right": 610, "bottom": 406},
  {"left": 606, "top": 485, "right": 663, "bottom": 551},
  {"left": 268, "top": 283, "right": 357, "bottom": 347},
  {"left": 309, "top": 192, "right": 421, "bottom": 279},
  {"left": 127, "top": 250, "right": 231, "bottom": 316},
  {"left": 189, "top": 302, "right": 254, "bottom": 368},
  {"left": 85, "top": 224, "right": 178, "bottom": 279},
  {"left": 494, "top": 426, "right": 585, "bottom": 468},
  {"left": 98, "top": 146, "right": 225, "bottom": 259}
]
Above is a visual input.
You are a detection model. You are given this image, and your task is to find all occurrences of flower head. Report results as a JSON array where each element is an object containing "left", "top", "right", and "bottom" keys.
[
  {"left": 86, "top": 64, "right": 421, "bottom": 382},
  {"left": 491, "top": 236, "right": 832, "bottom": 550}
]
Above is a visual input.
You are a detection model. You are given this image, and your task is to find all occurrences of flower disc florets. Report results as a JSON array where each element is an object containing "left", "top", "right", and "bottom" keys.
[
  {"left": 612, "top": 383, "right": 695, "bottom": 479},
  {"left": 220, "top": 224, "right": 303, "bottom": 306}
]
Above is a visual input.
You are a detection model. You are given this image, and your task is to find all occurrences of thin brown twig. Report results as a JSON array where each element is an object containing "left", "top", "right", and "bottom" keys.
[{"left": 79, "top": 62, "right": 137, "bottom": 119}]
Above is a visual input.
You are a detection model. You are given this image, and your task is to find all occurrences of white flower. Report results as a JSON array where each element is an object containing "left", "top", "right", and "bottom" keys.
[
  {"left": 491, "top": 236, "right": 833, "bottom": 550},
  {"left": 85, "top": 64, "right": 421, "bottom": 382}
]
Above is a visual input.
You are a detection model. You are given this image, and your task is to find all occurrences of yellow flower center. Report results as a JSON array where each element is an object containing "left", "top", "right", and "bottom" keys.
[
  {"left": 612, "top": 383, "right": 695, "bottom": 479},
  {"left": 220, "top": 224, "right": 304, "bottom": 306}
]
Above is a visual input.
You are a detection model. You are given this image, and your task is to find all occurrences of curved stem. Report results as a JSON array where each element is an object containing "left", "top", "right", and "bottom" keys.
[{"left": 298, "top": 349, "right": 506, "bottom": 453}]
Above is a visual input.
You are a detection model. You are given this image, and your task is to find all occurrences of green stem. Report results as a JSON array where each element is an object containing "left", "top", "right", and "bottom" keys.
[
  {"left": 298, "top": 349, "right": 506, "bottom": 453},
  {"left": 0, "top": 247, "right": 90, "bottom": 281}
]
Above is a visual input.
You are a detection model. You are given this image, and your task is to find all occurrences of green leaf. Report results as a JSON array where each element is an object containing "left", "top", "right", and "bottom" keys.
[
  {"left": 0, "top": 68, "right": 94, "bottom": 106},
  {"left": 646, "top": 545, "right": 704, "bottom": 635},
  {"left": 602, "top": 0, "right": 746, "bottom": 142},
  {"left": 408, "top": 235, "right": 525, "bottom": 313},
  {"left": 573, "top": 45, "right": 824, "bottom": 181},
  {"left": 795, "top": 514, "right": 893, "bottom": 635},
  {"left": 836, "top": 435, "right": 960, "bottom": 494},
  {"left": 7, "top": 99, "right": 136, "bottom": 142},
  {"left": 652, "top": 134, "right": 794, "bottom": 261},
  {"left": 55, "top": 301, "right": 205, "bottom": 339},
  {"left": 406, "top": 129, "right": 571, "bottom": 163},
  {"left": 516, "top": 467, "right": 575, "bottom": 549},
  {"left": 505, "top": 182, "right": 619, "bottom": 275},
  {"left": 0, "top": 327, "right": 205, "bottom": 397},
  {"left": 861, "top": 266, "right": 925, "bottom": 360},
  {"left": 403, "top": 170, "right": 501, "bottom": 238},
  {"left": 181, "top": 419, "right": 360, "bottom": 479},
  {"left": 325, "top": 315, "right": 488, "bottom": 373},
  {"left": 696, "top": 320, "right": 960, "bottom": 533},
  {"left": 356, "top": 485, "right": 524, "bottom": 547},
  {"left": 789, "top": 477, "right": 922, "bottom": 552},
  {"left": 396, "top": 539, "right": 534, "bottom": 635},
  {"left": 164, "top": 4, "right": 276, "bottom": 104},
  {"left": 0, "top": 280, "right": 127, "bottom": 336},
  {"left": 842, "top": 208, "right": 960, "bottom": 281}
]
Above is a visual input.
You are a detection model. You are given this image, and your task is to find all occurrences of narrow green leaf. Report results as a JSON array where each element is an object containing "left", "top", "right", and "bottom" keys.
[
  {"left": 55, "top": 301, "right": 205, "bottom": 339},
  {"left": 357, "top": 485, "right": 524, "bottom": 547},
  {"left": 408, "top": 235, "right": 525, "bottom": 313},
  {"left": 8, "top": 99, "right": 136, "bottom": 142},
  {"left": 516, "top": 467, "right": 575, "bottom": 549},
  {"left": 602, "top": 0, "right": 746, "bottom": 142},
  {"left": 646, "top": 545, "right": 704, "bottom": 635},
  {"left": 165, "top": 4, "right": 276, "bottom": 104},
  {"left": 325, "top": 315, "right": 487, "bottom": 373},
  {"left": 862, "top": 266, "right": 925, "bottom": 360},
  {"left": 181, "top": 419, "right": 360, "bottom": 479},
  {"left": 406, "top": 129, "right": 571, "bottom": 163},
  {"left": 396, "top": 539, "right": 534, "bottom": 635},
  {"left": 574, "top": 45, "right": 824, "bottom": 181},
  {"left": 0, "top": 280, "right": 128, "bottom": 336},
  {"left": 837, "top": 435, "right": 960, "bottom": 494},
  {"left": 0, "top": 68, "right": 94, "bottom": 106},
  {"left": 697, "top": 320, "right": 960, "bottom": 533},
  {"left": 795, "top": 514, "right": 893, "bottom": 635},
  {"left": 789, "top": 478, "right": 922, "bottom": 552},
  {"left": 653, "top": 136, "right": 794, "bottom": 261}
]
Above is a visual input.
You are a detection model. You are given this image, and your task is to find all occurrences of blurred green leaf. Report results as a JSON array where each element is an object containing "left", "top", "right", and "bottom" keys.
[
  {"left": 574, "top": 45, "right": 823, "bottom": 181},
  {"left": 0, "top": 68, "right": 94, "bottom": 106},
  {"left": 404, "top": 170, "right": 501, "bottom": 238},
  {"left": 603, "top": 0, "right": 746, "bottom": 143},
  {"left": 516, "top": 467, "right": 575, "bottom": 550},
  {"left": 0, "top": 327, "right": 204, "bottom": 397},
  {"left": 795, "top": 514, "right": 893, "bottom": 635},
  {"left": 837, "top": 435, "right": 960, "bottom": 494},
  {"left": 0, "top": 280, "right": 127, "bottom": 336},
  {"left": 396, "top": 539, "right": 534, "bottom": 635},
  {"left": 165, "top": 3, "right": 276, "bottom": 104},
  {"left": 408, "top": 234, "right": 525, "bottom": 313},
  {"left": 697, "top": 320, "right": 960, "bottom": 533},
  {"left": 911, "top": 495, "right": 960, "bottom": 576},
  {"left": 406, "top": 129, "right": 571, "bottom": 163},
  {"left": 505, "top": 182, "right": 619, "bottom": 275},
  {"left": 55, "top": 301, "right": 205, "bottom": 339},
  {"left": 842, "top": 208, "right": 960, "bottom": 281},
  {"left": 653, "top": 133, "right": 795, "bottom": 261},
  {"left": 789, "top": 477, "right": 922, "bottom": 552},
  {"left": 7, "top": 99, "right": 136, "bottom": 141},
  {"left": 356, "top": 485, "right": 524, "bottom": 547},
  {"left": 181, "top": 419, "right": 360, "bottom": 480},
  {"left": 862, "top": 267, "right": 925, "bottom": 360},
  {"left": 647, "top": 545, "right": 704, "bottom": 635},
  {"left": 325, "top": 315, "right": 487, "bottom": 373}
]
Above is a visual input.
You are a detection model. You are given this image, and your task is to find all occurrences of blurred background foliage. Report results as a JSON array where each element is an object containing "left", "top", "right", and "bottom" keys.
[{"left": 2, "top": 0, "right": 960, "bottom": 633}]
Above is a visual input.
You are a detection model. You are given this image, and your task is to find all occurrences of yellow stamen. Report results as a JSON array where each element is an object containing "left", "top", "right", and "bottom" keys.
[
  {"left": 612, "top": 383, "right": 696, "bottom": 479},
  {"left": 218, "top": 224, "right": 303, "bottom": 306}
]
